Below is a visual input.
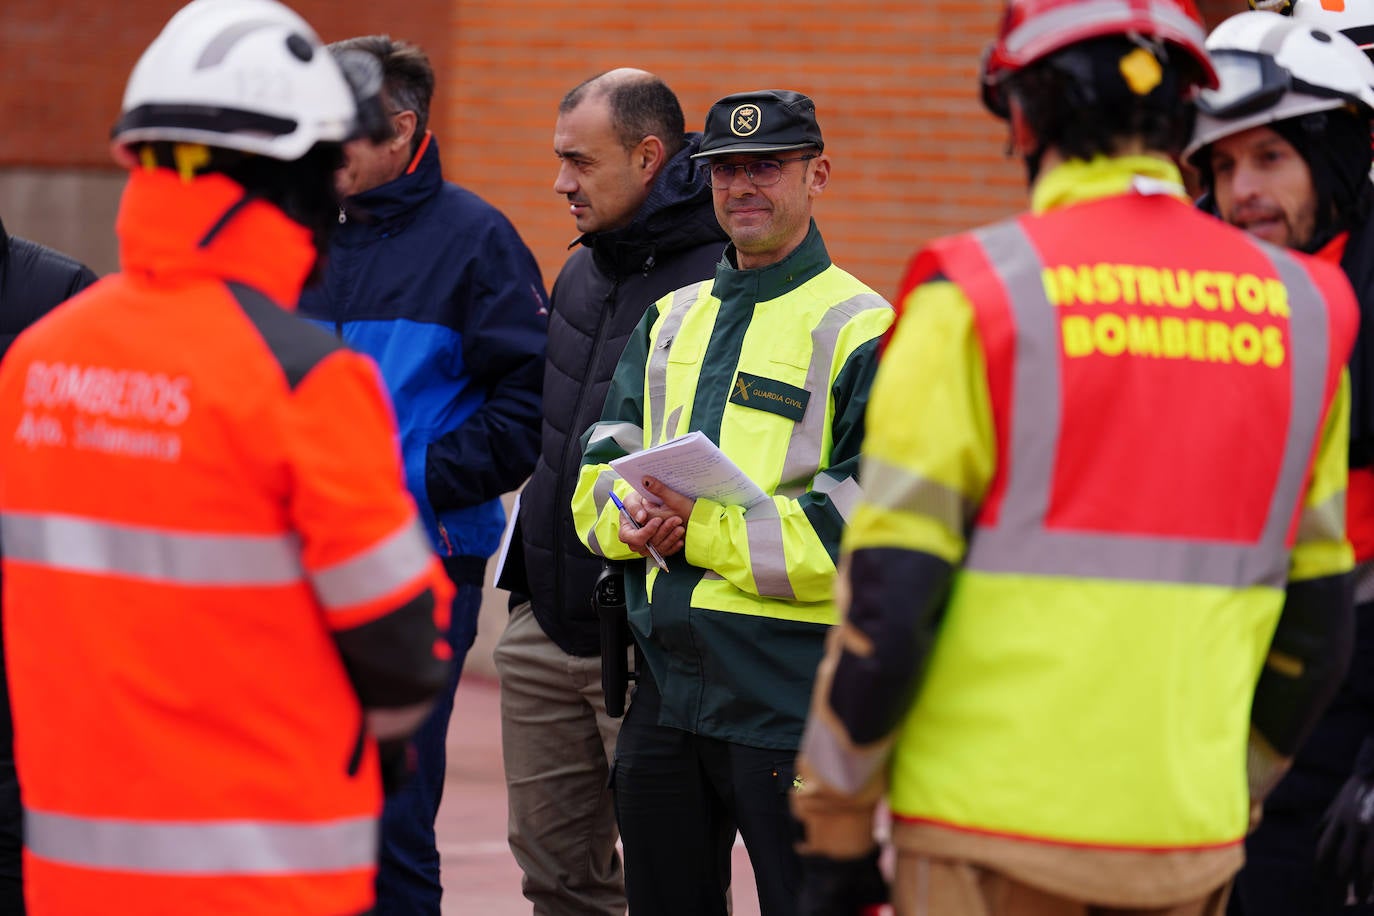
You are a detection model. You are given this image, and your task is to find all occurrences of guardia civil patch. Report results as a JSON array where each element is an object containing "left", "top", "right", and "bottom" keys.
[{"left": 729, "top": 372, "right": 810, "bottom": 421}]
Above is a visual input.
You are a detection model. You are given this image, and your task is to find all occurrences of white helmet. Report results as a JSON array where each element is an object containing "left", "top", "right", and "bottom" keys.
[
  {"left": 1184, "top": 10, "right": 1374, "bottom": 163},
  {"left": 1292, "top": 0, "right": 1374, "bottom": 60},
  {"left": 112, "top": 0, "right": 382, "bottom": 162}
]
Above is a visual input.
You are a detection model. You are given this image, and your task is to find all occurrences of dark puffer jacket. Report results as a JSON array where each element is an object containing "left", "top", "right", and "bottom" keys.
[
  {"left": 501, "top": 133, "right": 727, "bottom": 656},
  {"left": 0, "top": 216, "right": 97, "bottom": 359},
  {"left": 0, "top": 214, "right": 95, "bottom": 902}
]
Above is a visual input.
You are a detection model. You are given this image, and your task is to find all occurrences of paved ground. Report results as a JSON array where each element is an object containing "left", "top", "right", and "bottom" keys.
[{"left": 437, "top": 674, "right": 762, "bottom": 915}]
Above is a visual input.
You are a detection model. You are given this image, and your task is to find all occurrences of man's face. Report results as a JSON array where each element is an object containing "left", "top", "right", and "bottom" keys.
[
  {"left": 334, "top": 110, "right": 412, "bottom": 199},
  {"left": 1209, "top": 125, "right": 1318, "bottom": 251},
  {"left": 553, "top": 96, "right": 651, "bottom": 235},
  {"left": 707, "top": 151, "right": 828, "bottom": 269}
]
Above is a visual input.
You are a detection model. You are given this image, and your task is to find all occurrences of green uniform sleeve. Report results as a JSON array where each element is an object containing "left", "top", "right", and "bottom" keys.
[{"left": 571, "top": 302, "right": 660, "bottom": 561}]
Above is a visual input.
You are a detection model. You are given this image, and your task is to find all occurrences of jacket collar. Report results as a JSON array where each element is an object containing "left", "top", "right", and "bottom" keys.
[
  {"left": 710, "top": 219, "right": 829, "bottom": 306},
  {"left": 341, "top": 131, "right": 443, "bottom": 229},
  {"left": 116, "top": 168, "right": 315, "bottom": 308},
  {"left": 1031, "top": 154, "right": 1188, "bottom": 214},
  {"left": 577, "top": 133, "right": 728, "bottom": 277}
]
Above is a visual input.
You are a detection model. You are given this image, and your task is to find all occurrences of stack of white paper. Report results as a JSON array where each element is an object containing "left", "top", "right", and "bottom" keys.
[{"left": 610, "top": 431, "right": 770, "bottom": 510}]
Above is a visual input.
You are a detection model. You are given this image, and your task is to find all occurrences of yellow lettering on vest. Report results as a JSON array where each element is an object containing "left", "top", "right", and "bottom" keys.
[
  {"left": 1095, "top": 313, "right": 1127, "bottom": 356},
  {"left": 1162, "top": 269, "right": 1193, "bottom": 309},
  {"left": 1138, "top": 266, "right": 1164, "bottom": 306},
  {"left": 1236, "top": 274, "right": 1265, "bottom": 315},
  {"left": 1057, "top": 265, "right": 1095, "bottom": 306},
  {"left": 1042, "top": 268, "right": 1062, "bottom": 307},
  {"left": 1162, "top": 317, "right": 1187, "bottom": 357},
  {"left": 1232, "top": 323, "right": 1262, "bottom": 366},
  {"left": 1187, "top": 319, "right": 1207, "bottom": 359},
  {"left": 1117, "top": 264, "right": 1139, "bottom": 305},
  {"left": 1265, "top": 279, "right": 1291, "bottom": 318},
  {"left": 1062, "top": 315, "right": 1095, "bottom": 357},
  {"left": 1127, "top": 315, "right": 1161, "bottom": 357},
  {"left": 1093, "top": 263, "right": 1121, "bottom": 306},
  {"left": 1206, "top": 322, "right": 1231, "bottom": 363},
  {"left": 1194, "top": 271, "right": 1218, "bottom": 311},
  {"left": 1214, "top": 272, "right": 1237, "bottom": 312},
  {"left": 1262, "top": 325, "right": 1286, "bottom": 368}
]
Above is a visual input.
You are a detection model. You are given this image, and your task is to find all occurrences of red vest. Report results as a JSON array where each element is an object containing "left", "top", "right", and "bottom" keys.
[{"left": 900, "top": 190, "right": 1358, "bottom": 590}]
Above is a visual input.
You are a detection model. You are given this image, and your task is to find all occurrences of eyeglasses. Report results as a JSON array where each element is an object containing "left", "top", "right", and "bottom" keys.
[{"left": 703, "top": 155, "right": 818, "bottom": 189}]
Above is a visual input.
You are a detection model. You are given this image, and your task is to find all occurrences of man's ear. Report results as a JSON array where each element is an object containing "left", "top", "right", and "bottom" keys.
[
  {"left": 637, "top": 135, "right": 667, "bottom": 187},
  {"left": 392, "top": 110, "right": 419, "bottom": 154},
  {"left": 808, "top": 154, "right": 831, "bottom": 196}
]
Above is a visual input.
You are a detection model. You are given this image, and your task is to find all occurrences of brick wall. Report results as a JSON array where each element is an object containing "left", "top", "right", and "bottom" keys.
[
  {"left": 448, "top": 0, "right": 1026, "bottom": 301},
  {"left": 1, "top": 0, "right": 1252, "bottom": 298}
]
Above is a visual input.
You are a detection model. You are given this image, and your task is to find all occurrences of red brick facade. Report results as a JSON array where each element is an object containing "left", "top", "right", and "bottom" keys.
[{"left": 1, "top": 0, "right": 1247, "bottom": 297}]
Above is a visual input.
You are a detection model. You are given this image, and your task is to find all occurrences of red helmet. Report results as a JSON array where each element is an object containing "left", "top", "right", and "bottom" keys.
[{"left": 981, "top": 0, "right": 1219, "bottom": 118}]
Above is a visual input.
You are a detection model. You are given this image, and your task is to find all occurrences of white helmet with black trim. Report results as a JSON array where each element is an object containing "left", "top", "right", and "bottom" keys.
[
  {"left": 111, "top": 0, "right": 385, "bottom": 162},
  {"left": 1184, "top": 9, "right": 1374, "bottom": 163},
  {"left": 1292, "top": 0, "right": 1374, "bottom": 60}
]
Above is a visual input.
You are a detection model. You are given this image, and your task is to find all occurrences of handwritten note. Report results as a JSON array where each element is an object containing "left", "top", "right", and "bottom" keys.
[{"left": 610, "top": 431, "right": 770, "bottom": 510}]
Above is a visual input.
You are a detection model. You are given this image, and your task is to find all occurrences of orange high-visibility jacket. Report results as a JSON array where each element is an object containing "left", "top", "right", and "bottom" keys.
[{"left": 0, "top": 167, "right": 453, "bottom": 916}]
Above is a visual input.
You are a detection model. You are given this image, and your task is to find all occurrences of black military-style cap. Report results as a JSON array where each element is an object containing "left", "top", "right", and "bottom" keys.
[{"left": 691, "top": 89, "right": 824, "bottom": 159}]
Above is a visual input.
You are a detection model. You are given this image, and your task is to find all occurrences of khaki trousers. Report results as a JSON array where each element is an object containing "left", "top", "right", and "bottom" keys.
[
  {"left": 493, "top": 601, "right": 627, "bottom": 916},
  {"left": 894, "top": 855, "right": 1230, "bottom": 916}
]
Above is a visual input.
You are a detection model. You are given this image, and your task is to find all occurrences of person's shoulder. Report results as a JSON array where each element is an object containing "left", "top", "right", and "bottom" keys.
[{"left": 6, "top": 234, "right": 97, "bottom": 300}]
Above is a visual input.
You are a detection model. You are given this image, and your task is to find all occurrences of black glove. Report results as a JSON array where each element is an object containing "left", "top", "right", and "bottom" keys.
[
  {"left": 798, "top": 847, "right": 888, "bottom": 916},
  {"left": 1317, "top": 737, "right": 1374, "bottom": 900},
  {"left": 378, "top": 738, "right": 416, "bottom": 797}
]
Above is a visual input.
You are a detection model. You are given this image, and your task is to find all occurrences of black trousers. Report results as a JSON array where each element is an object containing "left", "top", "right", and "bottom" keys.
[{"left": 612, "top": 670, "right": 802, "bottom": 916}]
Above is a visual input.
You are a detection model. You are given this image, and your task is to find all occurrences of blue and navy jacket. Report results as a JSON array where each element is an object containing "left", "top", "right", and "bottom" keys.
[{"left": 299, "top": 133, "right": 547, "bottom": 565}]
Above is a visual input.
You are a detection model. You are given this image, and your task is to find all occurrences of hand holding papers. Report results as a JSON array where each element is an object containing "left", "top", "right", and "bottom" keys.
[{"left": 609, "top": 431, "right": 769, "bottom": 510}]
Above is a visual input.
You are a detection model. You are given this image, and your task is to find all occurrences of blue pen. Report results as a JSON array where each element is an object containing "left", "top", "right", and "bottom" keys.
[{"left": 609, "top": 491, "right": 670, "bottom": 573}]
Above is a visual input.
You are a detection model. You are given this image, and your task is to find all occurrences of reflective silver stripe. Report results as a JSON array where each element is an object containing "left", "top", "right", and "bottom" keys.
[
  {"left": 1, "top": 512, "right": 302, "bottom": 586},
  {"left": 26, "top": 810, "right": 377, "bottom": 876},
  {"left": 964, "top": 221, "right": 1329, "bottom": 588},
  {"left": 742, "top": 499, "right": 794, "bottom": 599},
  {"left": 585, "top": 470, "right": 619, "bottom": 557},
  {"left": 1355, "top": 559, "right": 1374, "bottom": 605},
  {"left": 1004, "top": 0, "right": 1206, "bottom": 62},
  {"left": 1297, "top": 492, "right": 1346, "bottom": 546},
  {"left": 813, "top": 471, "right": 864, "bottom": 524},
  {"left": 861, "top": 457, "right": 969, "bottom": 532},
  {"left": 367, "top": 701, "right": 432, "bottom": 741},
  {"left": 311, "top": 519, "right": 432, "bottom": 611},
  {"left": 586, "top": 420, "right": 644, "bottom": 456},
  {"left": 778, "top": 292, "right": 891, "bottom": 498},
  {"left": 646, "top": 285, "right": 703, "bottom": 448}
]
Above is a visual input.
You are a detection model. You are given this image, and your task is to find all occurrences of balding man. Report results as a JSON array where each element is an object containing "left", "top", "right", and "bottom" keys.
[{"left": 493, "top": 69, "right": 726, "bottom": 915}]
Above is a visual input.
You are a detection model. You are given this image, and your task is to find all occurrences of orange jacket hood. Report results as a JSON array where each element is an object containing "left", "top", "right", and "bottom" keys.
[{"left": 116, "top": 168, "right": 315, "bottom": 309}]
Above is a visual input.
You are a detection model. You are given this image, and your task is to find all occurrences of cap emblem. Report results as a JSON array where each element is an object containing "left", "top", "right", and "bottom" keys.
[{"left": 731, "top": 104, "right": 761, "bottom": 136}]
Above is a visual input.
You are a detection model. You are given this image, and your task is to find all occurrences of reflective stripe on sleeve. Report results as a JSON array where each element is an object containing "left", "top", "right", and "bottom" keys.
[
  {"left": 1297, "top": 492, "right": 1346, "bottom": 546},
  {"left": 1, "top": 512, "right": 302, "bottom": 587},
  {"left": 962, "top": 220, "right": 1329, "bottom": 589},
  {"left": 584, "top": 470, "right": 619, "bottom": 557},
  {"left": 742, "top": 500, "right": 795, "bottom": 600},
  {"left": 813, "top": 471, "right": 864, "bottom": 524},
  {"left": 25, "top": 810, "right": 377, "bottom": 876},
  {"left": 860, "top": 457, "right": 969, "bottom": 532},
  {"left": 585, "top": 420, "right": 644, "bottom": 456},
  {"left": 310, "top": 519, "right": 433, "bottom": 612}
]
